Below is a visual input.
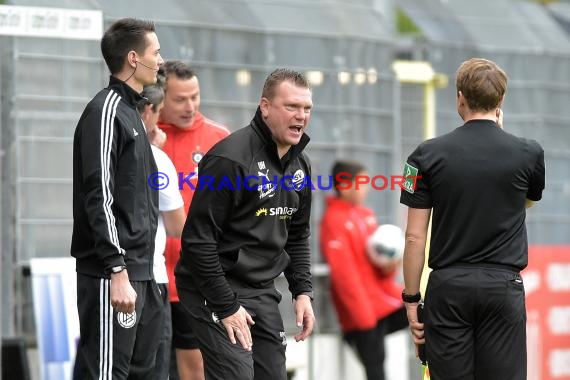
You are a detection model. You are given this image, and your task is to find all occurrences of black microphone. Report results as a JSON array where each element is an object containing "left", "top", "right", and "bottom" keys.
[{"left": 135, "top": 60, "right": 159, "bottom": 71}]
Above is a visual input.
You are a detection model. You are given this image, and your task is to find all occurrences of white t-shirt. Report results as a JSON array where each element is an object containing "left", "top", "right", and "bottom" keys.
[{"left": 151, "top": 145, "right": 184, "bottom": 284}]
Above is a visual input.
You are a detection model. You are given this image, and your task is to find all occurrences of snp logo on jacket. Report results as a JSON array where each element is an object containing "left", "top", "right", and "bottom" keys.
[{"left": 255, "top": 206, "right": 298, "bottom": 220}]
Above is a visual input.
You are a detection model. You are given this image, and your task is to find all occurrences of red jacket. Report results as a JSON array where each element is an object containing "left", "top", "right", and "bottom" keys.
[
  {"left": 319, "top": 196, "right": 403, "bottom": 332},
  {"left": 158, "top": 112, "right": 230, "bottom": 301}
]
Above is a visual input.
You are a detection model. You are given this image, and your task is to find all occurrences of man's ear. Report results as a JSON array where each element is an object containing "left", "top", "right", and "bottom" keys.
[
  {"left": 457, "top": 91, "right": 466, "bottom": 106},
  {"left": 259, "top": 97, "right": 269, "bottom": 118},
  {"left": 498, "top": 94, "right": 505, "bottom": 108},
  {"left": 127, "top": 50, "right": 137, "bottom": 68}
]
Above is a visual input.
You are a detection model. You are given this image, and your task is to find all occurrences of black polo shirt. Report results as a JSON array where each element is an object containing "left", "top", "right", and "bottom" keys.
[{"left": 400, "top": 119, "right": 545, "bottom": 270}]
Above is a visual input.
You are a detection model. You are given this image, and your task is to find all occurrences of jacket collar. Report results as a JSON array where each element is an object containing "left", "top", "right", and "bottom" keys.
[
  {"left": 326, "top": 195, "right": 357, "bottom": 209},
  {"left": 250, "top": 106, "right": 310, "bottom": 162},
  {"left": 107, "top": 76, "right": 144, "bottom": 108}
]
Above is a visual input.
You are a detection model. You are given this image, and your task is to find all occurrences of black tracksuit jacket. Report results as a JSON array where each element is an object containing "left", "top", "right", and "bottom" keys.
[
  {"left": 175, "top": 107, "right": 313, "bottom": 319},
  {"left": 71, "top": 76, "right": 158, "bottom": 281}
]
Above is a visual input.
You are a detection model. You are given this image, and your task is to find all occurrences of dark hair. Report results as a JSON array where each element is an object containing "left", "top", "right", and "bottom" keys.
[
  {"left": 262, "top": 68, "right": 311, "bottom": 99},
  {"left": 331, "top": 160, "right": 366, "bottom": 195},
  {"left": 456, "top": 58, "right": 508, "bottom": 112},
  {"left": 158, "top": 60, "right": 196, "bottom": 84},
  {"left": 137, "top": 82, "right": 164, "bottom": 113},
  {"left": 101, "top": 18, "right": 156, "bottom": 75}
]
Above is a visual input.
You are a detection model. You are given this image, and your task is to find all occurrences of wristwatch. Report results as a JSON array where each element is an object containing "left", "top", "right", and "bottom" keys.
[
  {"left": 401, "top": 290, "right": 421, "bottom": 303},
  {"left": 110, "top": 265, "right": 127, "bottom": 275}
]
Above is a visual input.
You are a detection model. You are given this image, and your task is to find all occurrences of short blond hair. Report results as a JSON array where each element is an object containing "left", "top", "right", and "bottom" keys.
[{"left": 262, "top": 69, "right": 310, "bottom": 100}]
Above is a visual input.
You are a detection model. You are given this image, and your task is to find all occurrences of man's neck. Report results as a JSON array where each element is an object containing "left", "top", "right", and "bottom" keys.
[
  {"left": 462, "top": 109, "right": 496, "bottom": 123},
  {"left": 277, "top": 145, "right": 290, "bottom": 159},
  {"left": 113, "top": 72, "right": 143, "bottom": 93}
]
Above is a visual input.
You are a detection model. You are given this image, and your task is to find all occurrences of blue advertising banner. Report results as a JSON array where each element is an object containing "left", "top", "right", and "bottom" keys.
[{"left": 31, "top": 258, "right": 79, "bottom": 380}]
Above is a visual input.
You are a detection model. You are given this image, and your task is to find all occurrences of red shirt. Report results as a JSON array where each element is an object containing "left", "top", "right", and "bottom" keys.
[
  {"left": 319, "top": 196, "right": 403, "bottom": 332},
  {"left": 158, "top": 112, "right": 230, "bottom": 301}
]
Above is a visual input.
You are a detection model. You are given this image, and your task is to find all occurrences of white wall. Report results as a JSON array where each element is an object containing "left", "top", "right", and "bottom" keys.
[{"left": 287, "top": 331, "right": 410, "bottom": 380}]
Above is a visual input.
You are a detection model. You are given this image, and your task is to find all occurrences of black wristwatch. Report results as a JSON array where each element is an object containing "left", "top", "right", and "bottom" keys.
[
  {"left": 402, "top": 290, "right": 421, "bottom": 303},
  {"left": 110, "top": 265, "right": 127, "bottom": 275}
]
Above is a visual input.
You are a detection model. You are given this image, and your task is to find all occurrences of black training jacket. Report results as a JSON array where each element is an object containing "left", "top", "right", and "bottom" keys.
[
  {"left": 71, "top": 76, "right": 158, "bottom": 281},
  {"left": 175, "top": 107, "right": 313, "bottom": 319}
]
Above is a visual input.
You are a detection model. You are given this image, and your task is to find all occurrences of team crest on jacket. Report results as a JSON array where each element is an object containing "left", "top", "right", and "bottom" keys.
[
  {"left": 192, "top": 151, "right": 204, "bottom": 164},
  {"left": 292, "top": 169, "right": 305, "bottom": 190},
  {"left": 117, "top": 311, "right": 136, "bottom": 329}
]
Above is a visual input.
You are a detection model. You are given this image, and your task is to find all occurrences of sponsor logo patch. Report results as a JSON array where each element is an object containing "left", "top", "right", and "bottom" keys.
[
  {"left": 403, "top": 162, "right": 419, "bottom": 194},
  {"left": 255, "top": 206, "right": 298, "bottom": 219}
]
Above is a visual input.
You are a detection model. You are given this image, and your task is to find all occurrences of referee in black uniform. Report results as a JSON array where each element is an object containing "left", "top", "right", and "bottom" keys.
[
  {"left": 71, "top": 19, "right": 164, "bottom": 379},
  {"left": 400, "top": 58, "right": 545, "bottom": 380}
]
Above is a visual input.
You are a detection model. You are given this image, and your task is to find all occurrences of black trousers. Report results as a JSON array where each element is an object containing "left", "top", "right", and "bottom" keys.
[
  {"left": 343, "top": 307, "right": 408, "bottom": 380},
  {"left": 178, "top": 285, "right": 286, "bottom": 380},
  {"left": 152, "top": 283, "right": 172, "bottom": 380},
  {"left": 73, "top": 274, "right": 163, "bottom": 380},
  {"left": 425, "top": 266, "right": 527, "bottom": 380}
]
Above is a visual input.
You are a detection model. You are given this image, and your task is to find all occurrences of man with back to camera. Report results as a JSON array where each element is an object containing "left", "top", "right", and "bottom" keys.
[
  {"left": 156, "top": 60, "right": 230, "bottom": 380},
  {"left": 71, "top": 18, "right": 164, "bottom": 379},
  {"left": 400, "top": 58, "right": 545, "bottom": 380},
  {"left": 175, "top": 68, "right": 316, "bottom": 380}
]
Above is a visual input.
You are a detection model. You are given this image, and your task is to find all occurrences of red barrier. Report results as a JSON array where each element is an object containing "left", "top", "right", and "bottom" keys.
[{"left": 525, "top": 246, "right": 570, "bottom": 380}]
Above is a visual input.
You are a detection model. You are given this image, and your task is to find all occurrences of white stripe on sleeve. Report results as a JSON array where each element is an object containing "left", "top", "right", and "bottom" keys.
[{"left": 100, "top": 91, "right": 125, "bottom": 255}]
